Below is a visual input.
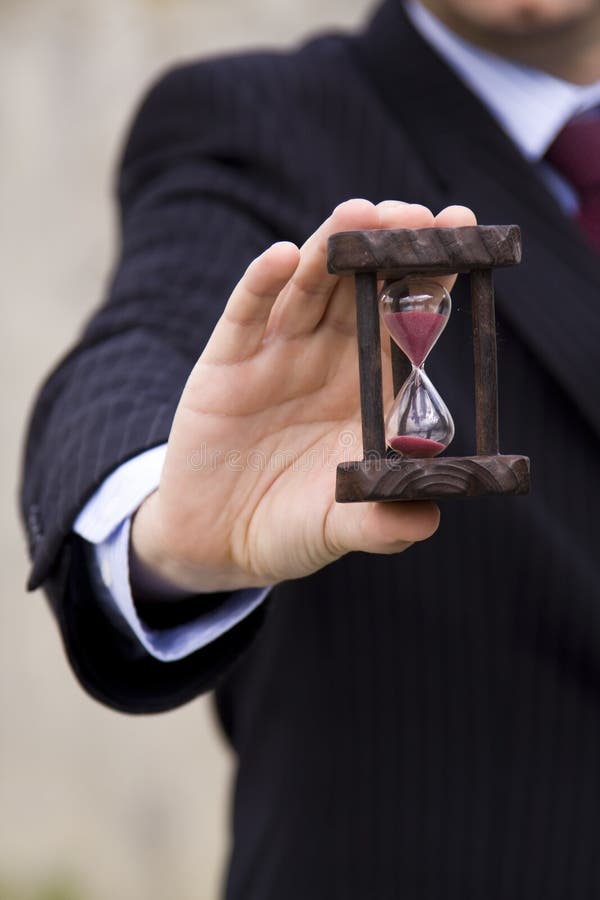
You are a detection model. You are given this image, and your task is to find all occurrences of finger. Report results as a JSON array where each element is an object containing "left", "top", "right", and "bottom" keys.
[
  {"left": 377, "top": 200, "right": 435, "bottom": 228},
  {"left": 326, "top": 496, "right": 441, "bottom": 557},
  {"left": 431, "top": 204, "right": 478, "bottom": 292},
  {"left": 202, "top": 241, "right": 300, "bottom": 365},
  {"left": 434, "top": 204, "right": 477, "bottom": 227},
  {"left": 323, "top": 202, "right": 478, "bottom": 362},
  {"left": 267, "top": 198, "right": 380, "bottom": 339},
  {"left": 376, "top": 203, "right": 478, "bottom": 297},
  {"left": 321, "top": 202, "right": 436, "bottom": 334}
]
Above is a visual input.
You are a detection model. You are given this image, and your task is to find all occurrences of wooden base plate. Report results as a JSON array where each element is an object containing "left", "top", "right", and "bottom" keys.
[{"left": 336, "top": 455, "right": 530, "bottom": 502}]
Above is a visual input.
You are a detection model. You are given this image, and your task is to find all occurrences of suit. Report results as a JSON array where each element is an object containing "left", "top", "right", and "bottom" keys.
[{"left": 21, "top": 2, "right": 600, "bottom": 897}]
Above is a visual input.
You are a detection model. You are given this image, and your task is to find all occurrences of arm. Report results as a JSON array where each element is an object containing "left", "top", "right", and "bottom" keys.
[
  {"left": 21, "top": 60, "right": 473, "bottom": 713},
  {"left": 21, "top": 62, "right": 286, "bottom": 712}
]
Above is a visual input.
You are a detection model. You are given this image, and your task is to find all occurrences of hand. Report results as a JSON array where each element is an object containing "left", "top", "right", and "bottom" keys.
[{"left": 131, "top": 199, "right": 477, "bottom": 595}]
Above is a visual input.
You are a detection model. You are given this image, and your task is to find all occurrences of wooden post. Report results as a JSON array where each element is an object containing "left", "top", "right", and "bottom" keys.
[
  {"left": 471, "top": 269, "right": 499, "bottom": 455},
  {"left": 355, "top": 272, "right": 386, "bottom": 458}
]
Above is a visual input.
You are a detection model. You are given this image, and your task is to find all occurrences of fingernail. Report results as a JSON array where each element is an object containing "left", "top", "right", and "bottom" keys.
[{"left": 377, "top": 200, "right": 409, "bottom": 209}]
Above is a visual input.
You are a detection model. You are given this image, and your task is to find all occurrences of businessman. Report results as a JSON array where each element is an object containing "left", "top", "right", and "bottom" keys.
[{"left": 22, "top": 0, "right": 600, "bottom": 896}]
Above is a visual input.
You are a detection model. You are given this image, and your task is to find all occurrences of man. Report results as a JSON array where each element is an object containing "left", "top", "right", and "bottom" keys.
[{"left": 21, "top": 0, "right": 600, "bottom": 897}]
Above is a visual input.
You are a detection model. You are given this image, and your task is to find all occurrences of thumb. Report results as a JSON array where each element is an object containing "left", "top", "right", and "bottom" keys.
[{"left": 325, "top": 498, "right": 440, "bottom": 558}]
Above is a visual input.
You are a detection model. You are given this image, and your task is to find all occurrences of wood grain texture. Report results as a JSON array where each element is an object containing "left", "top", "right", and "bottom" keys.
[
  {"left": 335, "top": 454, "right": 530, "bottom": 502},
  {"left": 471, "top": 268, "right": 499, "bottom": 455},
  {"left": 354, "top": 272, "right": 386, "bottom": 456},
  {"left": 328, "top": 225, "right": 521, "bottom": 277}
]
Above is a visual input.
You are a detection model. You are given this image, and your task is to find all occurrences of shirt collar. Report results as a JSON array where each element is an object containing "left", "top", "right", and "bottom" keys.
[{"left": 405, "top": 0, "right": 600, "bottom": 160}]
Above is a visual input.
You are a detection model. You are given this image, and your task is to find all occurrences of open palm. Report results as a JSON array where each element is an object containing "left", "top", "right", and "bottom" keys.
[{"left": 132, "top": 199, "right": 476, "bottom": 595}]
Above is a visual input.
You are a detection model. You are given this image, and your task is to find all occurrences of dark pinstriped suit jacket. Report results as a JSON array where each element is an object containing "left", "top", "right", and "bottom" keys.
[{"left": 21, "top": 2, "right": 600, "bottom": 897}]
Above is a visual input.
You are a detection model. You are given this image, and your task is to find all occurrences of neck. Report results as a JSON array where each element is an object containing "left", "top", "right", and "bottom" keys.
[{"left": 419, "top": 1, "right": 600, "bottom": 84}]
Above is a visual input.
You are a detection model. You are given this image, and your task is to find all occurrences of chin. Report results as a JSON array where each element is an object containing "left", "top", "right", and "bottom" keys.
[{"left": 450, "top": 0, "right": 596, "bottom": 35}]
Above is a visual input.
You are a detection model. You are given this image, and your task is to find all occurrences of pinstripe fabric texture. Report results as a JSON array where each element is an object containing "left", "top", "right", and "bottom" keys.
[{"left": 21, "top": 2, "right": 600, "bottom": 897}]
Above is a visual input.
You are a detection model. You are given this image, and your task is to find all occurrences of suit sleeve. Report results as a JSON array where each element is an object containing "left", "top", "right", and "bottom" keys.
[{"left": 19, "top": 59, "right": 303, "bottom": 713}]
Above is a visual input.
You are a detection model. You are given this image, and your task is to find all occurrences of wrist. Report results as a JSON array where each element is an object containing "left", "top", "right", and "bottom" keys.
[
  {"left": 130, "top": 489, "right": 269, "bottom": 598},
  {"left": 129, "top": 492, "right": 198, "bottom": 602}
]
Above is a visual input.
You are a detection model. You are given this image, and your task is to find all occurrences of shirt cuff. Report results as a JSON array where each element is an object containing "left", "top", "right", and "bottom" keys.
[
  {"left": 91, "top": 518, "right": 270, "bottom": 661},
  {"left": 73, "top": 444, "right": 168, "bottom": 542},
  {"left": 73, "top": 444, "right": 270, "bottom": 662}
]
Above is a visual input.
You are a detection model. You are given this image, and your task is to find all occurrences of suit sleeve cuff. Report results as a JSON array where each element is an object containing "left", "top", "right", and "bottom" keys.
[
  {"left": 72, "top": 444, "right": 270, "bottom": 662},
  {"left": 90, "top": 519, "right": 270, "bottom": 662}
]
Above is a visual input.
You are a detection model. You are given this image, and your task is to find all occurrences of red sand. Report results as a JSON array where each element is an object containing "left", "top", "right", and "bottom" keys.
[
  {"left": 383, "top": 310, "right": 446, "bottom": 366},
  {"left": 388, "top": 435, "right": 445, "bottom": 458}
]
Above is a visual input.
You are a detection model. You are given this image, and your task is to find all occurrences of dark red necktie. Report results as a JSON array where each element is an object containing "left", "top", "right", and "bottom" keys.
[{"left": 545, "top": 111, "right": 600, "bottom": 253}]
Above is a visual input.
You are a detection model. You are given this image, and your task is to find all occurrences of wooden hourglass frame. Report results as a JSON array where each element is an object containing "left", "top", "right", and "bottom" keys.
[{"left": 327, "top": 224, "right": 531, "bottom": 502}]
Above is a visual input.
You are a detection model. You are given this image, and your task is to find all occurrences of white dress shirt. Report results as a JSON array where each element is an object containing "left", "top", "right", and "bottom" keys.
[{"left": 73, "top": 0, "right": 600, "bottom": 662}]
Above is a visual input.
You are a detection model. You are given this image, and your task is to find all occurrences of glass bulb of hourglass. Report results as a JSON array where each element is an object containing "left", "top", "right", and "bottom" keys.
[
  {"left": 380, "top": 277, "right": 454, "bottom": 458},
  {"left": 385, "top": 369, "right": 455, "bottom": 457},
  {"left": 380, "top": 277, "right": 451, "bottom": 364}
]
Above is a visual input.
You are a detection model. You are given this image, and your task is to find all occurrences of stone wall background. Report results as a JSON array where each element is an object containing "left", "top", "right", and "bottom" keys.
[{"left": 1, "top": 1, "right": 372, "bottom": 897}]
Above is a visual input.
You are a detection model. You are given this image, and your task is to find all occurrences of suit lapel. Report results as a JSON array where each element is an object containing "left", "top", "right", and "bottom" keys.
[{"left": 353, "top": 1, "right": 600, "bottom": 437}]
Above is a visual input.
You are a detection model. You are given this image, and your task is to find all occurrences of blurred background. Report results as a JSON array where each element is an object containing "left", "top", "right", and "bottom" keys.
[{"left": 1, "top": 0, "right": 372, "bottom": 898}]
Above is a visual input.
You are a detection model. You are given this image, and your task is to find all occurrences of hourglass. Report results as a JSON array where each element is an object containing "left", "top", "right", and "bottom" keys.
[
  {"left": 381, "top": 277, "right": 454, "bottom": 458},
  {"left": 327, "top": 224, "right": 530, "bottom": 502}
]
